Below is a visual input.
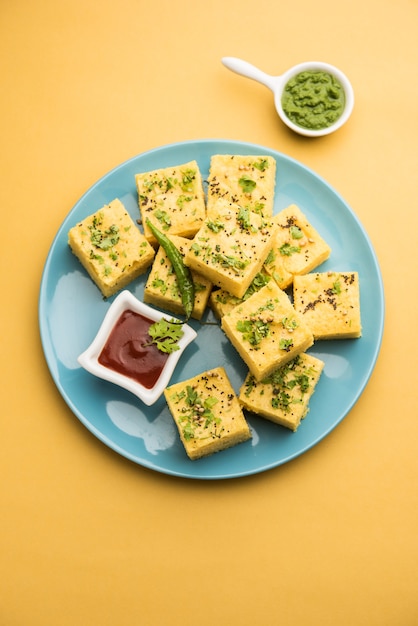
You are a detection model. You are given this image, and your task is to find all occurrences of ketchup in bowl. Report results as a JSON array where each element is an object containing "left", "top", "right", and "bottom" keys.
[{"left": 98, "top": 309, "right": 168, "bottom": 389}]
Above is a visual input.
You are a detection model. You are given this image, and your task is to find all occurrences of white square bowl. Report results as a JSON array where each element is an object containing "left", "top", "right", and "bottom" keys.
[{"left": 77, "top": 290, "right": 197, "bottom": 406}]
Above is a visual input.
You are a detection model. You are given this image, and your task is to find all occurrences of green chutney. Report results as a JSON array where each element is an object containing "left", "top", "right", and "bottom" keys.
[{"left": 281, "top": 70, "right": 345, "bottom": 130}]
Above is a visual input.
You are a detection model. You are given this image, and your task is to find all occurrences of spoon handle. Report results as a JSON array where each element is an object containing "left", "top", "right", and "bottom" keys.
[{"left": 221, "top": 57, "right": 278, "bottom": 92}]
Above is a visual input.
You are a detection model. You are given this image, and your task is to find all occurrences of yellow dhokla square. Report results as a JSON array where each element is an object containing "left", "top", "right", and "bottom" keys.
[
  {"left": 207, "top": 154, "right": 277, "bottom": 216},
  {"left": 164, "top": 367, "right": 252, "bottom": 460},
  {"left": 293, "top": 271, "right": 362, "bottom": 339},
  {"left": 264, "top": 204, "right": 331, "bottom": 289},
  {"left": 209, "top": 272, "right": 272, "bottom": 319},
  {"left": 135, "top": 160, "right": 206, "bottom": 245},
  {"left": 239, "top": 353, "right": 324, "bottom": 431},
  {"left": 184, "top": 199, "right": 278, "bottom": 298},
  {"left": 221, "top": 281, "right": 314, "bottom": 381},
  {"left": 144, "top": 234, "right": 212, "bottom": 320},
  {"left": 68, "top": 199, "right": 155, "bottom": 298}
]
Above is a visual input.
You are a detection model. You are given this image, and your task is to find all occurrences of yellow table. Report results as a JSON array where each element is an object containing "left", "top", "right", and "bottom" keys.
[{"left": 2, "top": 1, "right": 417, "bottom": 624}]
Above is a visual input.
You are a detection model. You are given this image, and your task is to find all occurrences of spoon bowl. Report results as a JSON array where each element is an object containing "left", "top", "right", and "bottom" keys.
[{"left": 222, "top": 57, "right": 354, "bottom": 137}]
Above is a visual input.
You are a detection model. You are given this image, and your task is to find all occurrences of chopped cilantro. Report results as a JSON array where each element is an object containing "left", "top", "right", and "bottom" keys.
[
  {"left": 281, "top": 316, "right": 299, "bottom": 331},
  {"left": 237, "top": 318, "right": 270, "bottom": 347},
  {"left": 264, "top": 248, "right": 276, "bottom": 266},
  {"left": 206, "top": 219, "right": 225, "bottom": 233},
  {"left": 290, "top": 225, "right": 304, "bottom": 239},
  {"left": 147, "top": 318, "right": 184, "bottom": 353},
  {"left": 177, "top": 195, "right": 193, "bottom": 209},
  {"left": 212, "top": 252, "right": 249, "bottom": 273},
  {"left": 89, "top": 223, "right": 120, "bottom": 250},
  {"left": 178, "top": 385, "right": 221, "bottom": 440},
  {"left": 236, "top": 302, "right": 275, "bottom": 347},
  {"left": 237, "top": 206, "right": 254, "bottom": 231},
  {"left": 332, "top": 280, "right": 341, "bottom": 295},
  {"left": 238, "top": 175, "right": 256, "bottom": 194},
  {"left": 279, "top": 242, "right": 301, "bottom": 256},
  {"left": 151, "top": 276, "right": 168, "bottom": 295},
  {"left": 181, "top": 169, "right": 196, "bottom": 192},
  {"left": 154, "top": 209, "right": 171, "bottom": 230},
  {"left": 279, "top": 338, "right": 293, "bottom": 351},
  {"left": 253, "top": 158, "right": 269, "bottom": 171}
]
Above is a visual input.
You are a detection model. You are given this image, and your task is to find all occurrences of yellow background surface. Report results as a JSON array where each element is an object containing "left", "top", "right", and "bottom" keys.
[{"left": 2, "top": 1, "right": 417, "bottom": 625}]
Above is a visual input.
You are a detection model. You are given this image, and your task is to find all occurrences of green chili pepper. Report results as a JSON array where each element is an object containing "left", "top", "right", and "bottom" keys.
[{"left": 146, "top": 219, "right": 195, "bottom": 321}]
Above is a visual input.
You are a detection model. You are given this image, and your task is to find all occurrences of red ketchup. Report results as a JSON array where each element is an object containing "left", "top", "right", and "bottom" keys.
[{"left": 98, "top": 309, "right": 168, "bottom": 389}]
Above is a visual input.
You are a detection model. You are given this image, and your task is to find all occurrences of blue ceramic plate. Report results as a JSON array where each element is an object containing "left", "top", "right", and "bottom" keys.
[{"left": 39, "top": 139, "right": 384, "bottom": 479}]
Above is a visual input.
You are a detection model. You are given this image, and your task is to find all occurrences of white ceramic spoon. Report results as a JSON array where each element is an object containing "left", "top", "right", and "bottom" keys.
[{"left": 221, "top": 56, "right": 354, "bottom": 137}]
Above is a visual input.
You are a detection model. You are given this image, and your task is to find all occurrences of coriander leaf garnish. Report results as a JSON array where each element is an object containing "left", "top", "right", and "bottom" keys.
[
  {"left": 237, "top": 206, "right": 255, "bottom": 231},
  {"left": 236, "top": 301, "right": 276, "bottom": 347},
  {"left": 89, "top": 222, "right": 120, "bottom": 250},
  {"left": 206, "top": 219, "right": 225, "bottom": 233},
  {"left": 147, "top": 318, "right": 184, "bottom": 353},
  {"left": 332, "top": 280, "right": 341, "bottom": 295},
  {"left": 176, "top": 385, "right": 221, "bottom": 441},
  {"left": 181, "top": 168, "right": 196, "bottom": 192},
  {"left": 154, "top": 209, "right": 172, "bottom": 230},
  {"left": 279, "top": 242, "right": 301, "bottom": 256},
  {"left": 238, "top": 175, "right": 256, "bottom": 194},
  {"left": 253, "top": 158, "right": 269, "bottom": 171},
  {"left": 290, "top": 225, "right": 304, "bottom": 240},
  {"left": 279, "top": 338, "right": 294, "bottom": 351}
]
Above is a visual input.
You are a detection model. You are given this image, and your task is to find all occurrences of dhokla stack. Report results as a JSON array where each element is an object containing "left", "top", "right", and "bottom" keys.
[
  {"left": 293, "top": 271, "right": 362, "bottom": 339},
  {"left": 264, "top": 204, "right": 331, "bottom": 290},
  {"left": 184, "top": 198, "right": 278, "bottom": 298},
  {"left": 135, "top": 160, "right": 206, "bottom": 245},
  {"left": 164, "top": 367, "right": 251, "bottom": 460},
  {"left": 206, "top": 154, "right": 277, "bottom": 216},
  {"left": 68, "top": 199, "right": 155, "bottom": 298},
  {"left": 221, "top": 280, "right": 314, "bottom": 380},
  {"left": 239, "top": 353, "right": 324, "bottom": 431}
]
